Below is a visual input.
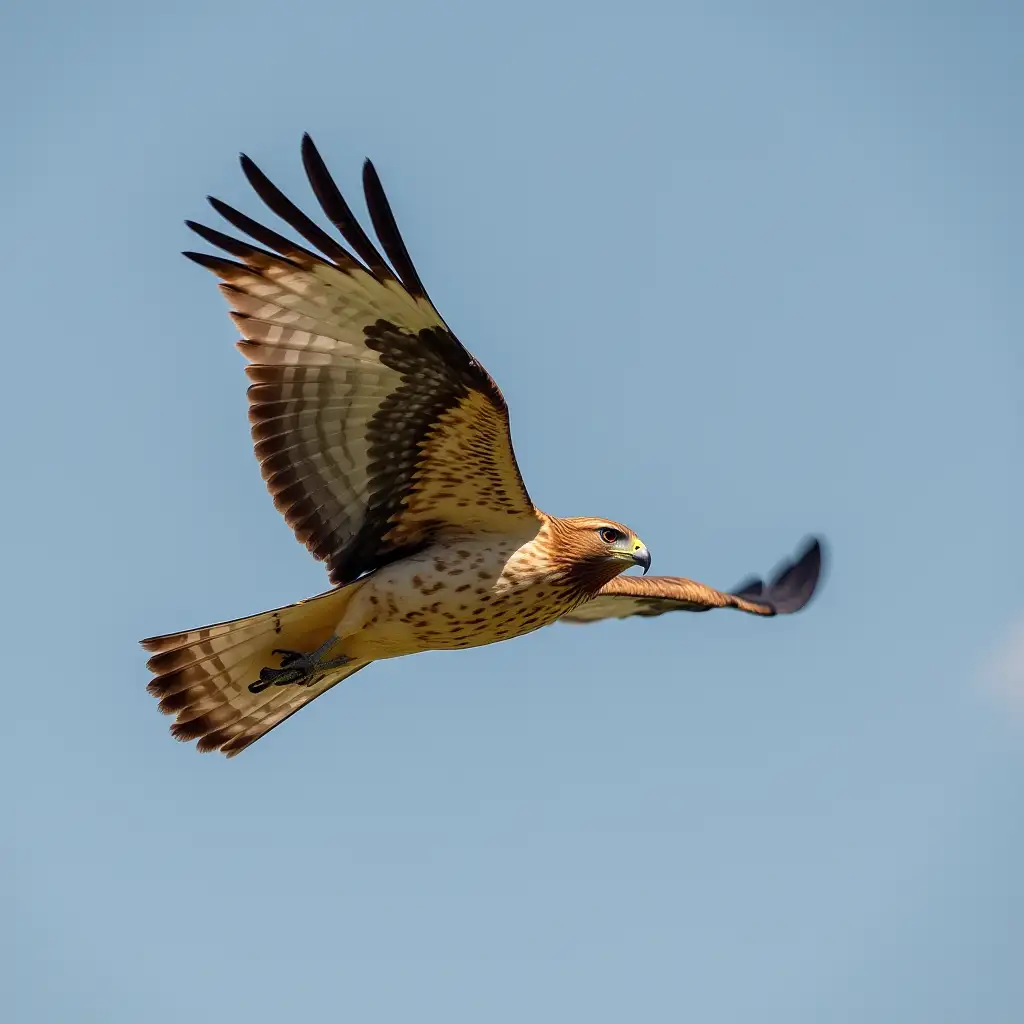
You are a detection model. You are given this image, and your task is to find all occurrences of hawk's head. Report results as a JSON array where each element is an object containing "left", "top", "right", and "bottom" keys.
[{"left": 541, "top": 516, "right": 651, "bottom": 598}]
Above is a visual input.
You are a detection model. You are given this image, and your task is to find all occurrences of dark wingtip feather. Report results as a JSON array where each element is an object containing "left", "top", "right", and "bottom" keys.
[
  {"left": 299, "top": 132, "right": 323, "bottom": 172},
  {"left": 204, "top": 196, "right": 324, "bottom": 265},
  {"left": 300, "top": 136, "right": 394, "bottom": 279},
  {"left": 181, "top": 250, "right": 249, "bottom": 275},
  {"left": 361, "top": 158, "right": 429, "bottom": 300},
  {"left": 238, "top": 152, "right": 261, "bottom": 183},
  {"left": 230, "top": 149, "right": 356, "bottom": 268},
  {"left": 737, "top": 536, "right": 825, "bottom": 615},
  {"left": 185, "top": 218, "right": 278, "bottom": 265},
  {"left": 186, "top": 219, "right": 232, "bottom": 248},
  {"left": 182, "top": 249, "right": 215, "bottom": 266}
]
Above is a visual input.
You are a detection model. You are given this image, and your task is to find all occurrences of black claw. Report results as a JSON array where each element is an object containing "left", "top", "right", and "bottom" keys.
[
  {"left": 249, "top": 648, "right": 324, "bottom": 694},
  {"left": 250, "top": 663, "right": 308, "bottom": 689}
]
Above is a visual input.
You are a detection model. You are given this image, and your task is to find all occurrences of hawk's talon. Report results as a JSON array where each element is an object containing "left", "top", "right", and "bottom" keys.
[{"left": 248, "top": 637, "right": 350, "bottom": 694}]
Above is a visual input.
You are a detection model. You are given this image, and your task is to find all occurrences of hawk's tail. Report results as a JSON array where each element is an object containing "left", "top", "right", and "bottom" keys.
[{"left": 141, "top": 585, "right": 370, "bottom": 757}]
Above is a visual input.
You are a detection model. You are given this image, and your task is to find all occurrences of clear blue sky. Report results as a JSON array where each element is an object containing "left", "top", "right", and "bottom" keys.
[{"left": 6, "top": 2, "right": 1022, "bottom": 1021}]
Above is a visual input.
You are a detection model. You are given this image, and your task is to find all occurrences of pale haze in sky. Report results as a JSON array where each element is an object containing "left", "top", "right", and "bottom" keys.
[{"left": 5, "top": 2, "right": 1022, "bottom": 1022}]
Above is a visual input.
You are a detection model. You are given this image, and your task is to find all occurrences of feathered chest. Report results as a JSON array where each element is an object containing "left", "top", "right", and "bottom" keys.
[{"left": 353, "top": 532, "right": 585, "bottom": 655}]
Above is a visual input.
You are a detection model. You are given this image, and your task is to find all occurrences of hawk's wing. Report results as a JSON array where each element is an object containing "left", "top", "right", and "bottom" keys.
[
  {"left": 561, "top": 538, "right": 823, "bottom": 623},
  {"left": 185, "top": 134, "right": 537, "bottom": 585}
]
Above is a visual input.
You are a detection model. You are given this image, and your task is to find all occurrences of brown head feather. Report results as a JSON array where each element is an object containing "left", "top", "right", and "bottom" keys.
[{"left": 538, "top": 515, "right": 647, "bottom": 602}]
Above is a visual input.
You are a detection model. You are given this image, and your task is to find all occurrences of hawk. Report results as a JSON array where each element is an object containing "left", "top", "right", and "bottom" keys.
[{"left": 142, "top": 135, "right": 824, "bottom": 757}]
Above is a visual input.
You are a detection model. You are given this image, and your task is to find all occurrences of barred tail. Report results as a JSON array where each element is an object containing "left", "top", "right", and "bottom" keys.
[{"left": 141, "top": 585, "right": 369, "bottom": 756}]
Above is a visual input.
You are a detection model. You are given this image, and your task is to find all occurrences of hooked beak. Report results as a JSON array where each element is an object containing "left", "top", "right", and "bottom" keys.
[{"left": 632, "top": 542, "right": 651, "bottom": 575}]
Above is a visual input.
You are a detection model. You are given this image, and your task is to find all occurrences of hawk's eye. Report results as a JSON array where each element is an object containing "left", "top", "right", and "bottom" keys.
[{"left": 598, "top": 527, "right": 622, "bottom": 544}]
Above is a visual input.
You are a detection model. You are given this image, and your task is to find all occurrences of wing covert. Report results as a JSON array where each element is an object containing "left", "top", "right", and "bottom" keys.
[{"left": 185, "top": 135, "right": 536, "bottom": 585}]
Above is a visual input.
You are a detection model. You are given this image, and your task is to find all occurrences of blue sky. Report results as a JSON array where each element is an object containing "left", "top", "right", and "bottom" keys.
[{"left": 5, "top": 3, "right": 1022, "bottom": 1021}]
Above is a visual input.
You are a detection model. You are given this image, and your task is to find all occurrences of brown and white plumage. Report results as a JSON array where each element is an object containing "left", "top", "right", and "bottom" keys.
[
  {"left": 141, "top": 136, "right": 825, "bottom": 757},
  {"left": 186, "top": 137, "right": 534, "bottom": 586}
]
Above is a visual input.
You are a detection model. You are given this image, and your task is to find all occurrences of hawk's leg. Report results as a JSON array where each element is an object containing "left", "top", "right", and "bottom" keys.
[{"left": 249, "top": 635, "right": 352, "bottom": 694}]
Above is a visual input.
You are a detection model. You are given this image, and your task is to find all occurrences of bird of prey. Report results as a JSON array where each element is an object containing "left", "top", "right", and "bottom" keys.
[{"left": 142, "top": 135, "right": 824, "bottom": 757}]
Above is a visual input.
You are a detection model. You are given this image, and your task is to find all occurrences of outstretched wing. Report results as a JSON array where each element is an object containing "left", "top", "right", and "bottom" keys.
[
  {"left": 185, "top": 134, "right": 537, "bottom": 585},
  {"left": 561, "top": 538, "right": 823, "bottom": 623}
]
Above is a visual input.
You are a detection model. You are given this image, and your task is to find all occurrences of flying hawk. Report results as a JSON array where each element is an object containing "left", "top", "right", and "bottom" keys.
[{"left": 142, "top": 135, "right": 824, "bottom": 757}]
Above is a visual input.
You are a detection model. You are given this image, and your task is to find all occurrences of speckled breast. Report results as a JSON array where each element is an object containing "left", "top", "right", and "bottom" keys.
[{"left": 346, "top": 532, "right": 577, "bottom": 658}]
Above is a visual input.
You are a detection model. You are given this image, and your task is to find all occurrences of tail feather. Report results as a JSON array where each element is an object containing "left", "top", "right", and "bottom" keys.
[{"left": 141, "top": 585, "right": 369, "bottom": 756}]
